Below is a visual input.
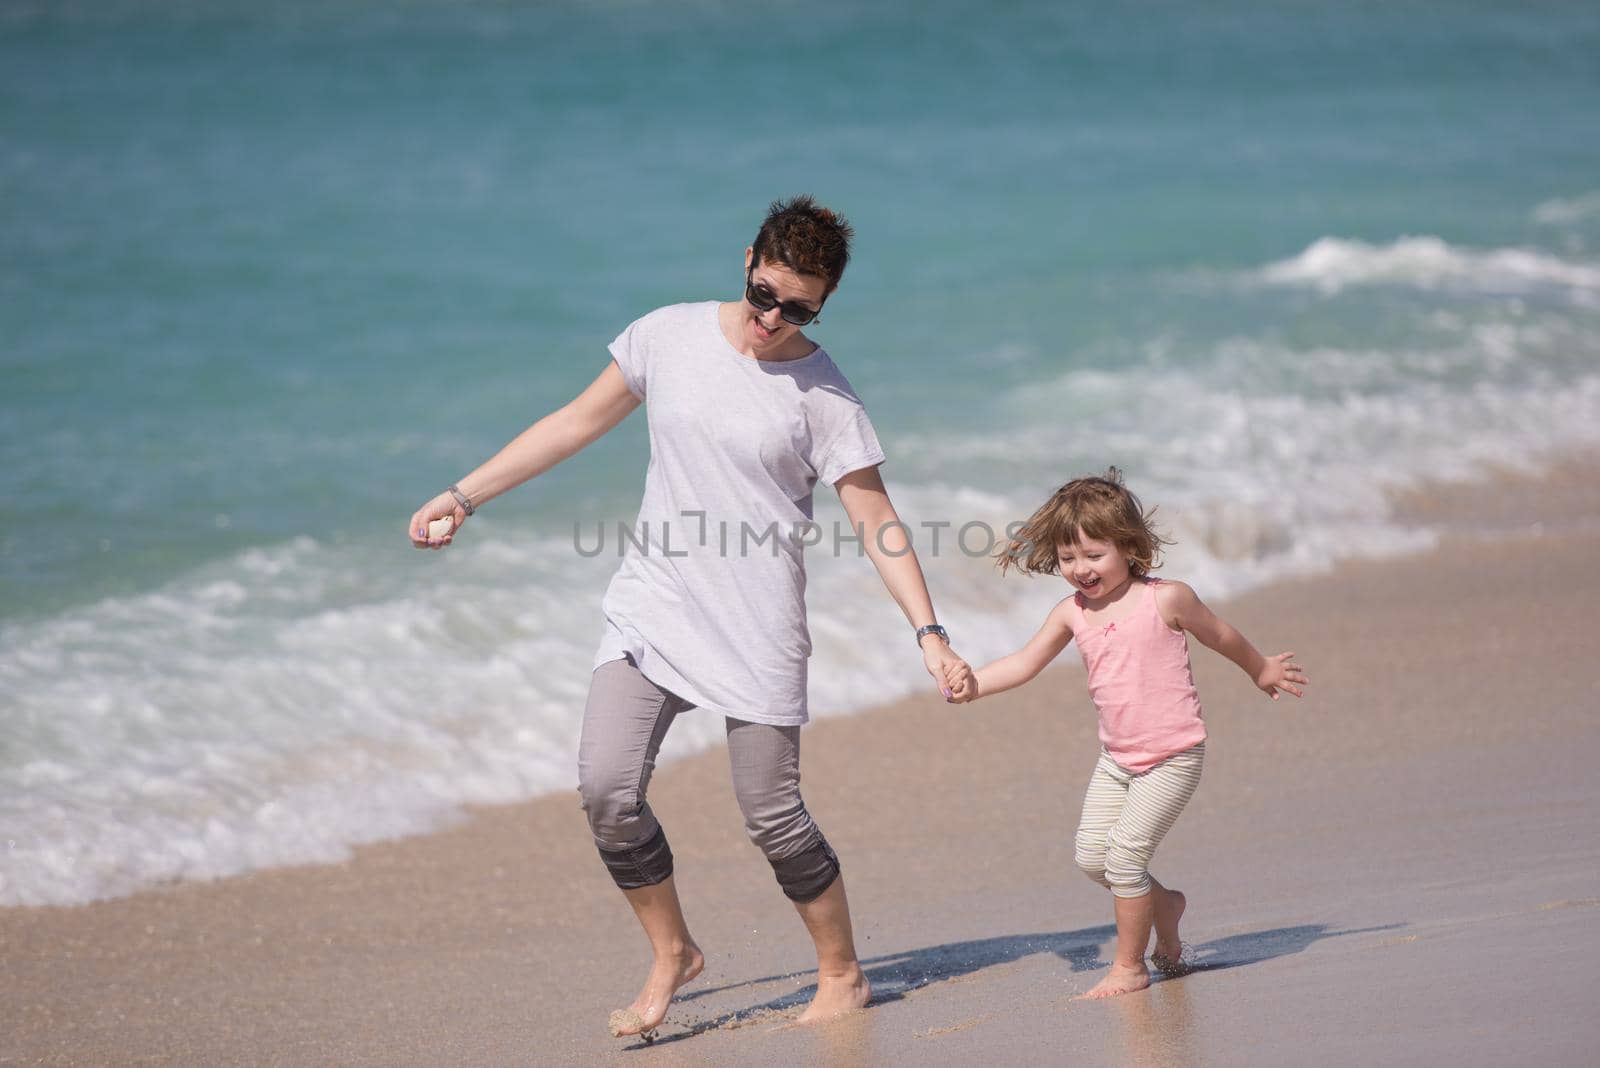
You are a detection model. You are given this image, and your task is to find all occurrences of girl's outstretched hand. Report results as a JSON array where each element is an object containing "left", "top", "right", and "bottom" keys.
[
  {"left": 408, "top": 492, "right": 468, "bottom": 550},
  {"left": 1257, "top": 652, "right": 1308, "bottom": 700}
]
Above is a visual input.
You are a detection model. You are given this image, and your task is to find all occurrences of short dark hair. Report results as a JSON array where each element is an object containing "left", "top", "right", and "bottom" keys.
[{"left": 750, "top": 195, "right": 853, "bottom": 293}]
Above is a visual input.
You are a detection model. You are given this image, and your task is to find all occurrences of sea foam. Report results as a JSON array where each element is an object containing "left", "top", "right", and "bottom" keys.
[
  {"left": 1534, "top": 191, "right": 1600, "bottom": 226},
  {"left": 1250, "top": 236, "right": 1600, "bottom": 303}
]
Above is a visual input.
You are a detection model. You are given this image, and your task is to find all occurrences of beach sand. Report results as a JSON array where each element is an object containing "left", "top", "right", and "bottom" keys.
[{"left": 5, "top": 460, "right": 1599, "bottom": 1066}]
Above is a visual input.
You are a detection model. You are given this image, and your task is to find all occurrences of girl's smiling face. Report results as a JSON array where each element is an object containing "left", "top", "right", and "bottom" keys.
[{"left": 1057, "top": 532, "right": 1134, "bottom": 601}]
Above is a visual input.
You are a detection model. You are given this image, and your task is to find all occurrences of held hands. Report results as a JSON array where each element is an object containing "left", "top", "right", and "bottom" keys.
[
  {"left": 943, "top": 660, "right": 978, "bottom": 704},
  {"left": 1256, "top": 652, "right": 1308, "bottom": 700},
  {"left": 920, "top": 637, "right": 973, "bottom": 704},
  {"left": 408, "top": 492, "right": 468, "bottom": 550}
]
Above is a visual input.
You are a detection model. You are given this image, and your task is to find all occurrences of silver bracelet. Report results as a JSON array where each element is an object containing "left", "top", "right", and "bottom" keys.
[
  {"left": 447, "top": 484, "right": 475, "bottom": 516},
  {"left": 915, "top": 623, "right": 948, "bottom": 646}
]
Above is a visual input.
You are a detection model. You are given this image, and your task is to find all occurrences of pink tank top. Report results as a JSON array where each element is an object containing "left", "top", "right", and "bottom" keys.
[{"left": 1065, "top": 578, "right": 1206, "bottom": 773}]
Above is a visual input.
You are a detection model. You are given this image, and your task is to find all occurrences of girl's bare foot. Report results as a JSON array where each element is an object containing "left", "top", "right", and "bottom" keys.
[
  {"left": 1149, "top": 943, "right": 1194, "bottom": 977},
  {"left": 607, "top": 942, "right": 704, "bottom": 1037},
  {"left": 1080, "top": 962, "right": 1151, "bottom": 999},
  {"left": 795, "top": 963, "right": 871, "bottom": 1024},
  {"left": 1151, "top": 886, "right": 1187, "bottom": 972}
]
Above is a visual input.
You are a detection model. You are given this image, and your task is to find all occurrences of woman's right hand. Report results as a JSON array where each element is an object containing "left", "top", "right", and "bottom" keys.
[{"left": 408, "top": 492, "right": 468, "bottom": 550}]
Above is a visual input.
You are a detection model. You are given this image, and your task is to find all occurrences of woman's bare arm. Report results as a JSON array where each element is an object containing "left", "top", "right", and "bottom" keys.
[{"left": 408, "top": 361, "right": 640, "bottom": 547}]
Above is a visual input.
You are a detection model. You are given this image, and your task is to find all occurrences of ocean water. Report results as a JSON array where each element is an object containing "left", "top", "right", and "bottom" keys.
[{"left": 4, "top": 0, "right": 1599, "bottom": 906}]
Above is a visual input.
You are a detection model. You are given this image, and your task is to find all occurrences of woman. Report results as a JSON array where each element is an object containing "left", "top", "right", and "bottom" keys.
[{"left": 408, "top": 196, "right": 970, "bottom": 1035}]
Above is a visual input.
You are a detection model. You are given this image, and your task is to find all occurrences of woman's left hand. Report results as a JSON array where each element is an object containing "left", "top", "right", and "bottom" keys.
[{"left": 921, "top": 638, "right": 971, "bottom": 702}]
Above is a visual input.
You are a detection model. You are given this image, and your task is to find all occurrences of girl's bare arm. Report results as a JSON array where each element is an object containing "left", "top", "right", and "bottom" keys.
[
  {"left": 1159, "top": 581, "right": 1307, "bottom": 699},
  {"left": 969, "top": 600, "right": 1075, "bottom": 700}
]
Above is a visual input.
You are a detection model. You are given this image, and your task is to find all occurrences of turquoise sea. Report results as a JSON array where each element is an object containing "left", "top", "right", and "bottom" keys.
[{"left": 5, "top": 0, "right": 1599, "bottom": 905}]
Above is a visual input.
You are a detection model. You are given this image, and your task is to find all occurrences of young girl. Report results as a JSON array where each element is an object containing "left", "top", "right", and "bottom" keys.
[{"left": 948, "top": 469, "right": 1307, "bottom": 999}]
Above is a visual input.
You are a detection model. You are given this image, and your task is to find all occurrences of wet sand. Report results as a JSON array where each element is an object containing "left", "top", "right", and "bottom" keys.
[{"left": 5, "top": 462, "right": 1599, "bottom": 1065}]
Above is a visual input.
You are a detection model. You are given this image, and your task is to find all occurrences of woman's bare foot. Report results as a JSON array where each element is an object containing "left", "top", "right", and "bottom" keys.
[
  {"left": 607, "top": 942, "right": 704, "bottom": 1037},
  {"left": 795, "top": 963, "right": 871, "bottom": 1024},
  {"left": 1151, "top": 886, "right": 1187, "bottom": 972},
  {"left": 1079, "top": 962, "right": 1151, "bottom": 1000}
]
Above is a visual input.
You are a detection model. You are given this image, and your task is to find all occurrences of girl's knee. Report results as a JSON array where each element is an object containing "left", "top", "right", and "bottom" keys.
[
  {"left": 1074, "top": 829, "right": 1111, "bottom": 887},
  {"left": 1075, "top": 857, "right": 1112, "bottom": 888},
  {"left": 1103, "top": 840, "right": 1153, "bottom": 897},
  {"left": 1108, "top": 872, "right": 1153, "bottom": 897}
]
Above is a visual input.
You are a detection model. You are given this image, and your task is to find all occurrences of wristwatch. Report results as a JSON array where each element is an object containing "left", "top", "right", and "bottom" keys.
[{"left": 915, "top": 623, "right": 949, "bottom": 646}]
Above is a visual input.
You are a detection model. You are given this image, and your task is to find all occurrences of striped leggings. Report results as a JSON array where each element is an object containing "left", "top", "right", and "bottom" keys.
[{"left": 1073, "top": 742, "right": 1205, "bottom": 899}]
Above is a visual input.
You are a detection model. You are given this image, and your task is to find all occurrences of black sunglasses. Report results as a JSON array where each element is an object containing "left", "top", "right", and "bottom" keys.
[{"left": 745, "top": 268, "right": 823, "bottom": 326}]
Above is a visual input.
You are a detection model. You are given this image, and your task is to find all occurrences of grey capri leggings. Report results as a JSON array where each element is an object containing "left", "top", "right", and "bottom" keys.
[{"left": 576, "top": 657, "right": 840, "bottom": 903}]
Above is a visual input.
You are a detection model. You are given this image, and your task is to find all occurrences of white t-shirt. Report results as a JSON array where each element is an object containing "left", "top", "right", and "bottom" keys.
[{"left": 594, "top": 301, "right": 885, "bottom": 726}]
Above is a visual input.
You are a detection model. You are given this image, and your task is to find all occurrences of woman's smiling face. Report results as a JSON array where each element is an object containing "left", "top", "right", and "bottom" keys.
[{"left": 739, "top": 249, "right": 829, "bottom": 357}]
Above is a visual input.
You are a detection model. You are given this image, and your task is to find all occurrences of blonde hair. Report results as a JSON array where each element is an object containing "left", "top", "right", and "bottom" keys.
[{"left": 997, "top": 467, "right": 1171, "bottom": 577}]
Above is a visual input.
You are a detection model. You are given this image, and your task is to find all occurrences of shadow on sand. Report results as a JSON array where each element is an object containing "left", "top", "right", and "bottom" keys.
[
  {"left": 1189, "top": 921, "right": 1399, "bottom": 973},
  {"left": 622, "top": 920, "right": 1397, "bottom": 1049}
]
